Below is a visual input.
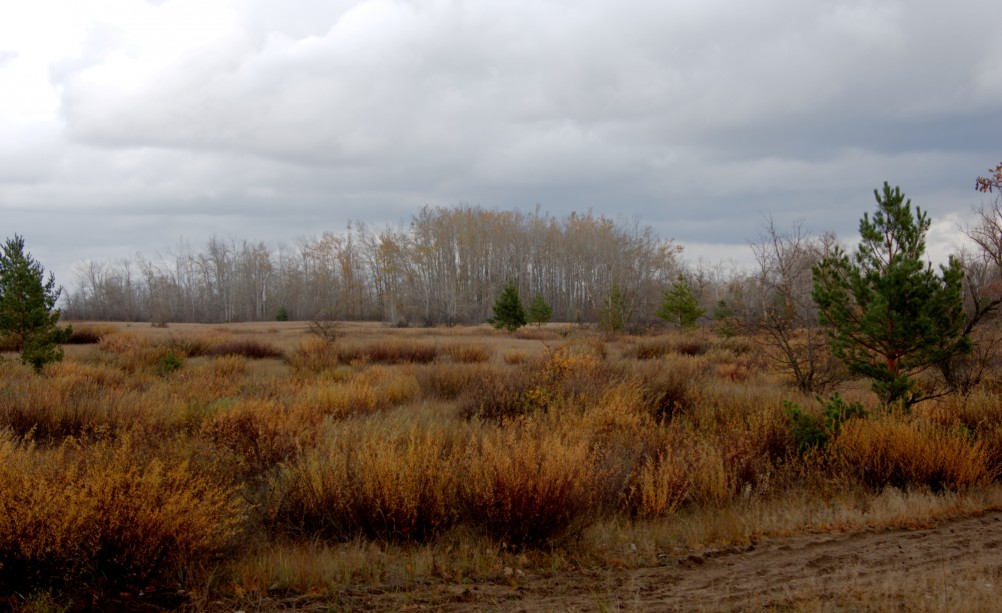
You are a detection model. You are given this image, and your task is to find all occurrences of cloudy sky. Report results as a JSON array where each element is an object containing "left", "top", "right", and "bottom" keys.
[{"left": 2, "top": 0, "right": 1000, "bottom": 285}]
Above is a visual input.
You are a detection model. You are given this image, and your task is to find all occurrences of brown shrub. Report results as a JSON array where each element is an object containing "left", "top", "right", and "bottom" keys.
[
  {"left": 96, "top": 332, "right": 211, "bottom": 374},
  {"left": 633, "top": 355, "right": 711, "bottom": 423},
  {"left": 543, "top": 340, "right": 612, "bottom": 402},
  {"left": 832, "top": 416, "right": 994, "bottom": 491},
  {"left": 97, "top": 331, "right": 148, "bottom": 356},
  {"left": 287, "top": 337, "right": 340, "bottom": 374},
  {"left": 457, "top": 364, "right": 540, "bottom": 421},
  {"left": 336, "top": 339, "right": 439, "bottom": 364},
  {"left": 0, "top": 433, "right": 245, "bottom": 601},
  {"left": 0, "top": 361, "right": 137, "bottom": 442},
  {"left": 503, "top": 350, "right": 529, "bottom": 365},
  {"left": 198, "top": 399, "right": 317, "bottom": 479},
  {"left": 620, "top": 436, "right": 731, "bottom": 516},
  {"left": 576, "top": 382, "right": 665, "bottom": 510},
  {"left": 918, "top": 393, "right": 1002, "bottom": 478},
  {"left": 443, "top": 343, "right": 493, "bottom": 363},
  {"left": 294, "top": 368, "right": 420, "bottom": 420},
  {"left": 716, "top": 362, "right": 752, "bottom": 382},
  {"left": 459, "top": 341, "right": 616, "bottom": 421},
  {"left": 625, "top": 454, "right": 691, "bottom": 517},
  {"left": 683, "top": 381, "right": 795, "bottom": 492},
  {"left": 625, "top": 336, "right": 676, "bottom": 360},
  {"left": 513, "top": 326, "right": 564, "bottom": 341},
  {"left": 64, "top": 324, "right": 115, "bottom": 345},
  {"left": 464, "top": 423, "right": 597, "bottom": 546},
  {"left": 921, "top": 392, "right": 1002, "bottom": 433},
  {"left": 269, "top": 423, "right": 464, "bottom": 542},
  {"left": 415, "top": 363, "right": 495, "bottom": 400}
]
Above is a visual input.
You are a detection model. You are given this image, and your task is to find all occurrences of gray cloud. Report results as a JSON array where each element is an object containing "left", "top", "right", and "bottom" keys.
[{"left": 1, "top": 0, "right": 998, "bottom": 283}]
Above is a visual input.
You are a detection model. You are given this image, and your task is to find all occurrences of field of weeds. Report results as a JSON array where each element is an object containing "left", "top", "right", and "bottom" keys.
[{"left": 3, "top": 321, "right": 1002, "bottom": 611}]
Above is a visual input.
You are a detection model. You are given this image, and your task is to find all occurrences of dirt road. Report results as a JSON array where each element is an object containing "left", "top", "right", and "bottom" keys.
[{"left": 345, "top": 511, "right": 1002, "bottom": 611}]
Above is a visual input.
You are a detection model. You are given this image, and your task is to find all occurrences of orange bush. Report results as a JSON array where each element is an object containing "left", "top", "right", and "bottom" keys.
[
  {"left": 464, "top": 422, "right": 597, "bottom": 546},
  {"left": 0, "top": 433, "right": 245, "bottom": 600},
  {"left": 269, "top": 423, "right": 464, "bottom": 541},
  {"left": 832, "top": 415, "right": 994, "bottom": 490}
]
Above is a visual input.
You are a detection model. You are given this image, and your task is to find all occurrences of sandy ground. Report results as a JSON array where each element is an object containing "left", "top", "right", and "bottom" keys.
[{"left": 321, "top": 511, "right": 1002, "bottom": 612}]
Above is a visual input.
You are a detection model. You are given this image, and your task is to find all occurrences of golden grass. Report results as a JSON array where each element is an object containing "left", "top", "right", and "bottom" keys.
[
  {"left": 832, "top": 414, "right": 995, "bottom": 490},
  {"left": 0, "top": 432, "right": 245, "bottom": 596},
  {"left": 268, "top": 419, "right": 467, "bottom": 542},
  {"left": 442, "top": 342, "right": 493, "bottom": 363},
  {"left": 465, "top": 419, "right": 598, "bottom": 546},
  {"left": 5, "top": 321, "right": 1002, "bottom": 608}
]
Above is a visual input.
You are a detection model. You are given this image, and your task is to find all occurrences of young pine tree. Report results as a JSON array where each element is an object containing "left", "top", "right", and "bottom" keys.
[
  {"left": 657, "top": 276, "right": 704, "bottom": 330},
  {"left": 599, "top": 285, "right": 626, "bottom": 333},
  {"left": 488, "top": 281, "right": 526, "bottom": 332},
  {"left": 526, "top": 294, "right": 553, "bottom": 327},
  {"left": 0, "top": 235, "right": 71, "bottom": 371},
  {"left": 811, "top": 183, "right": 969, "bottom": 408}
]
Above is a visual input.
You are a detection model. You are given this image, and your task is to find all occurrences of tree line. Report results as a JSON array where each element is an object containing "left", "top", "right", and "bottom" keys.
[
  {"left": 61, "top": 206, "right": 682, "bottom": 326},
  {"left": 7, "top": 163, "right": 1002, "bottom": 405}
]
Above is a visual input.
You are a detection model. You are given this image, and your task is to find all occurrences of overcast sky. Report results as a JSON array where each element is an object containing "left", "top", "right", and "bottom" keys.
[{"left": 2, "top": 0, "right": 1000, "bottom": 285}]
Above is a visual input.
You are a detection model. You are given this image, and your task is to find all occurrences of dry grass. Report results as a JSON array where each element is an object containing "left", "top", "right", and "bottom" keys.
[
  {"left": 4, "top": 321, "right": 1002, "bottom": 609},
  {"left": 206, "top": 338, "right": 285, "bottom": 359},
  {"left": 64, "top": 323, "right": 115, "bottom": 345},
  {"left": 0, "top": 432, "right": 244, "bottom": 599},
  {"left": 442, "top": 342, "right": 493, "bottom": 363},
  {"left": 414, "top": 362, "right": 496, "bottom": 400},
  {"left": 832, "top": 414, "right": 995, "bottom": 490},
  {"left": 465, "top": 420, "right": 598, "bottom": 546},
  {"left": 268, "top": 420, "right": 467, "bottom": 542}
]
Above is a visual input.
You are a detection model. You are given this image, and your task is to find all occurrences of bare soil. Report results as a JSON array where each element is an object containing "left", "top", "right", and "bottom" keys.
[{"left": 322, "top": 511, "right": 1002, "bottom": 612}]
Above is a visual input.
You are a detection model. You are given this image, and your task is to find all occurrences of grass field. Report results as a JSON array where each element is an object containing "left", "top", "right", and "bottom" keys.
[{"left": 2, "top": 321, "right": 1001, "bottom": 611}]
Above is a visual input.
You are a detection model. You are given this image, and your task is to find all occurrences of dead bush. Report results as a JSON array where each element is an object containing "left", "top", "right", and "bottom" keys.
[
  {"left": 464, "top": 423, "right": 596, "bottom": 546},
  {"left": 198, "top": 399, "right": 315, "bottom": 479},
  {"left": 415, "top": 363, "right": 495, "bottom": 400},
  {"left": 457, "top": 364, "right": 540, "bottom": 421},
  {"left": 0, "top": 433, "right": 244, "bottom": 603},
  {"left": 64, "top": 324, "right": 115, "bottom": 345},
  {"left": 832, "top": 415, "right": 994, "bottom": 491},
  {"left": 443, "top": 343, "right": 493, "bottom": 363},
  {"left": 269, "top": 424, "right": 463, "bottom": 542},
  {"left": 287, "top": 337, "right": 340, "bottom": 374},
  {"left": 634, "top": 355, "right": 711, "bottom": 422}
]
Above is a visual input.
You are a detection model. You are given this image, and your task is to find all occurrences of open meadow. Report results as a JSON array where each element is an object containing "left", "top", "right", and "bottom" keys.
[{"left": 2, "top": 321, "right": 1002, "bottom": 611}]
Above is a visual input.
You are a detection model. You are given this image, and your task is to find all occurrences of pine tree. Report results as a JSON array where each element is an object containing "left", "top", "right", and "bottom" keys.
[
  {"left": 811, "top": 183, "right": 969, "bottom": 407},
  {"left": 526, "top": 294, "right": 553, "bottom": 327},
  {"left": 0, "top": 235, "right": 71, "bottom": 371},
  {"left": 487, "top": 281, "right": 526, "bottom": 331},
  {"left": 599, "top": 285, "right": 626, "bottom": 333},
  {"left": 657, "top": 276, "right": 704, "bottom": 330},
  {"left": 712, "top": 299, "right": 738, "bottom": 337}
]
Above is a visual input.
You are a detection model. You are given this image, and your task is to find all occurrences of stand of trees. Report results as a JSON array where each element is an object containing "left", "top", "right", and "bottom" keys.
[{"left": 63, "top": 206, "right": 681, "bottom": 326}]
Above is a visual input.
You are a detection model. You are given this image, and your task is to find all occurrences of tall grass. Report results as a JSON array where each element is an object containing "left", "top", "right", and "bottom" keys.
[
  {"left": 465, "top": 421, "right": 598, "bottom": 546},
  {"left": 3, "top": 323, "right": 1002, "bottom": 608},
  {"left": 268, "top": 421, "right": 466, "bottom": 542},
  {"left": 0, "top": 432, "right": 244, "bottom": 599},
  {"left": 832, "top": 414, "right": 995, "bottom": 490}
]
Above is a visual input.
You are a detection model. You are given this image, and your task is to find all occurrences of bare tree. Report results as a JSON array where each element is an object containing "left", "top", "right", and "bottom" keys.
[
  {"left": 744, "top": 218, "right": 846, "bottom": 393},
  {"left": 63, "top": 206, "right": 682, "bottom": 326},
  {"left": 937, "top": 196, "right": 1002, "bottom": 393}
]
